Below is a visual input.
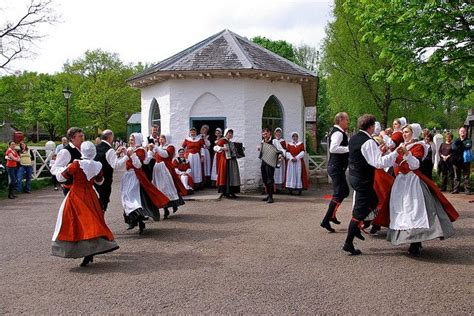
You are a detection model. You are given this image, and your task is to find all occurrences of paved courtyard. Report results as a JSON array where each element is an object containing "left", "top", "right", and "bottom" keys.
[{"left": 0, "top": 175, "right": 472, "bottom": 314}]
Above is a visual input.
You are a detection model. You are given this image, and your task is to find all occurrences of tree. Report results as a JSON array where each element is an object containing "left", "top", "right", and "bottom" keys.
[
  {"left": 63, "top": 49, "right": 141, "bottom": 138},
  {"left": 321, "top": 0, "right": 426, "bottom": 128},
  {"left": 251, "top": 36, "right": 298, "bottom": 63},
  {"left": 294, "top": 45, "right": 319, "bottom": 72},
  {"left": 345, "top": 0, "right": 473, "bottom": 103},
  {"left": 0, "top": 0, "right": 57, "bottom": 72}
]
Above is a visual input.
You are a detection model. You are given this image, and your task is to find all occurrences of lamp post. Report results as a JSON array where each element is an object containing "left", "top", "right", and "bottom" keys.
[{"left": 62, "top": 87, "right": 72, "bottom": 132}]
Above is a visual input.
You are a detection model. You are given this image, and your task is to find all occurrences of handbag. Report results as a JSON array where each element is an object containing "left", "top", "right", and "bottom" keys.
[{"left": 463, "top": 149, "right": 473, "bottom": 163}]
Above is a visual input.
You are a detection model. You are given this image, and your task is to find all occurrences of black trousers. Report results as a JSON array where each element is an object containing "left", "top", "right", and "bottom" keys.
[
  {"left": 261, "top": 162, "right": 275, "bottom": 194},
  {"left": 453, "top": 162, "right": 471, "bottom": 192},
  {"left": 349, "top": 175, "right": 378, "bottom": 221},
  {"left": 95, "top": 182, "right": 112, "bottom": 211},
  {"left": 438, "top": 160, "right": 453, "bottom": 190},
  {"left": 327, "top": 165, "right": 350, "bottom": 203}
]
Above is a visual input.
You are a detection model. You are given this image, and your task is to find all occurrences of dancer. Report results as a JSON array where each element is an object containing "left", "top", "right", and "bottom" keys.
[
  {"left": 211, "top": 128, "right": 223, "bottom": 186},
  {"left": 199, "top": 125, "right": 212, "bottom": 187},
  {"left": 182, "top": 127, "right": 205, "bottom": 189},
  {"left": 284, "top": 132, "right": 308, "bottom": 195},
  {"left": 273, "top": 127, "right": 287, "bottom": 191},
  {"left": 145, "top": 124, "right": 160, "bottom": 145},
  {"left": 387, "top": 124, "right": 459, "bottom": 256},
  {"left": 52, "top": 141, "right": 119, "bottom": 266},
  {"left": 121, "top": 133, "right": 170, "bottom": 234},
  {"left": 94, "top": 129, "right": 129, "bottom": 211},
  {"left": 173, "top": 148, "right": 194, "bottom": 194},
  {"left": 149, "top": 134, "right": 185, "bottom": 219},
  {"left": 215, "top": 128, "right": 241, "bottom": 198},
  {"left": 51, "top": 127, "right": 84, "bottom": 196},
  {"left": 259, "top": 128, "right": 285, "bottom": 203},
  {"left": 343, "top": 114, "right": 399, "bottom": 255},
  {"left": 321, "top": 112, "right": 350, "bottom": 232}
]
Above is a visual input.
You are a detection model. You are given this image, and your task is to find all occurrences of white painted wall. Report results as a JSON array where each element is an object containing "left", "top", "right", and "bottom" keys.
[{"left": 140, "top": 77, "right": 304, "bottom": 190}]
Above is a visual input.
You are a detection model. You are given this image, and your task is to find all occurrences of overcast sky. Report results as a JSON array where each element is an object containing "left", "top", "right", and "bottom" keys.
[{"left": 3, "top": 0, "right": 333, "bottom": 74}]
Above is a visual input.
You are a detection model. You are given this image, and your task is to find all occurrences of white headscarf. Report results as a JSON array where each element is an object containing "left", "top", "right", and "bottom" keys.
[
  {"left": 374, "top": 121, "right": 381, "bottom": 136},
  {"left": 291, "top": 131, "right": 300, "bottom": 144},
  {"left": 215, "top": 127, "right": 223, "bottom": 134},
  {"left": 410, "top": 123, "right": 422, "bottom": 140},
  {"left": 275, "top": 127, "right": 282, "bottom": 133},
  {"left": 131, "top": 132, "right": 143, "bottom": 148},
  {"left": 400, "top": 117, "right": 408, "bottom": 127},
  {"left": 224, "top": 128, "right": 233, "bottom": 137},
  {"left": 79, "top": 141, "right": 102, "bottom": 181}
]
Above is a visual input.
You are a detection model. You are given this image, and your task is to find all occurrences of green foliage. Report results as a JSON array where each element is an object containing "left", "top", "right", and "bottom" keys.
[
  {"left": 321, "top": 0, "right": 431, "bottom": 128},
  {"left": 0, "top": 49, "right": 141, "bottom": 140},
  {"left": 345, "top": 0, "right": 473, "bottom": 104},
  {"left": 251, "top": 36, "right": 298, "bottom": 63},
  {"left": 63, "top": 49, "right": 141, "bottom": 138}
]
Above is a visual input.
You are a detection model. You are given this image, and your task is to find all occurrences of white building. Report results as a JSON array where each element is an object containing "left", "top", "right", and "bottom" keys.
[{"left": 127, "top": 29, "right": 317, "bottom": 190}]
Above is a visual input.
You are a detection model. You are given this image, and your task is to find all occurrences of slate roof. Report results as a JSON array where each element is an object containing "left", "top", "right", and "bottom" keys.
[{"left": 128, "top": 29, "right": 316, "bottom": 81}]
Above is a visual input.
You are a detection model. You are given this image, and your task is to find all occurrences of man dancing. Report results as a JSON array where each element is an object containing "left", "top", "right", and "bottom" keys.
[
  {"left": 94, "top": 129, "right": 129, "bottom": 211},
  {"left": 343, "top": 114, "right": 399, "bottom": 255},
  {"left": 321, "top": 112, "right": 350, "bottom": 233}
]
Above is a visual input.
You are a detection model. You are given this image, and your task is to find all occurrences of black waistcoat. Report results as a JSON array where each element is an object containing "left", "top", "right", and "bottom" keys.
[
  {"left": 328, "top": 126, "right": 349, "bottom": 169},
  {"left": 95, "top": 141, "right": 113, "bottom": 184},
  {"left": 64, "top": 144, "right": 82, "bottom": 186},
  {"left": 348, "top": 131, "right": 375, "bottom": 182}
]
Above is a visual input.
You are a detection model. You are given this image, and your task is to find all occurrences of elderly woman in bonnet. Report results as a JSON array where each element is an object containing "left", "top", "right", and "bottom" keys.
[{"left": 52, "top": 141, "right": 119, "bottom": 267}]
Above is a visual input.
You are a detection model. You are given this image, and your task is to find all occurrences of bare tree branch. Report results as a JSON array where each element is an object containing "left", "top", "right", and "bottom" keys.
[{"left": 0, "top": 0, "right": 58, "bottom": 71}]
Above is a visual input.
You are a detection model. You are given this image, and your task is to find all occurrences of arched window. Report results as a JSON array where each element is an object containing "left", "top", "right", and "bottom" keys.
[
  {"left": 150, "top": 98, "right": 161, "bottom": 133},
  {"left": 262, "top": 95, "right": 283, "bottom": 133}
]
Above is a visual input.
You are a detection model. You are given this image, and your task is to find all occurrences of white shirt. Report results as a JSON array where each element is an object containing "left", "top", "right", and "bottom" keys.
[
  {"left": 329, "top": 125, "right": 349, "bottom": 154},
  {"left": 360, "top": 130, "right": 398, "bottom": 169},
  {"left": 51, "top": 142, "right": 76, "bottom": 176},
  {"left": 102, "top": 140, "right": 129, "bottom": 170}
]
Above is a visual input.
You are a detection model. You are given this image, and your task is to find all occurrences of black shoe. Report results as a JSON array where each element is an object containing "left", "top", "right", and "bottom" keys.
[
  {"left": 408, "top": 242, "right": 422, "bottom": 257},
  {"left": 172, "top": 205, "right": 178, "bottom": 213},
  {"left": 320, "top": 221, "right": 335, "bottom": 233},
  {"left": 369, "top": 225, "right": 381, "bottom": 234},
  {"left": 262, "top": 195, "right": 269, "bottom": 202},
  {"left": 229, "top": 193, "right": 238, "bottom": 198},
  {"left": 8, "top": 194, "right": 15, "bottom": 199},
  {"left": 138, "top": 221, "right": 145, "bottom": 234},
  {"left": 342, "top": 243, "right": 362, "bottom": 255},
  {"left": 80, "top": 255, "right": 94, "bottom": 266},
  {"left": 330, "top": 218, "right": 341, "bottom": 225},
  {"left": 451, "top": 190, "right": 459, "bottom": 194},
  {"left": 267, "top": 196, "right": 274, "bottom": 203},
  {"left": 297, "top": 190, "right": 302, "bottom": 196},
  {"left": 164, "top": 208, "right": 170, "bottom": 220}
]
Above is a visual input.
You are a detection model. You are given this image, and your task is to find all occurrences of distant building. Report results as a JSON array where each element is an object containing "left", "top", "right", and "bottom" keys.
[
  {"left": 126, "top": 112, "right": 141, "bottom": 139},
  {"left": 127, "top": 29, "right": 317, "bottom": 190}
]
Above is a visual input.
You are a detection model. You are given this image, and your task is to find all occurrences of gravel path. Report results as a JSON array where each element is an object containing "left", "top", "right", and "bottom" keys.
[{"left": 1, "top": 177, "right": 472, "bottom": 314}]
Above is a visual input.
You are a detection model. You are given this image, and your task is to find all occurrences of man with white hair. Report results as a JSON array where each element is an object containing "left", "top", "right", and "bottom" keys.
[
  {"left": 94, "top": 129, "right": 129, "bottom": 211},
  {"left": 55, "top": 137, "right": 68, "bottom": 154}
]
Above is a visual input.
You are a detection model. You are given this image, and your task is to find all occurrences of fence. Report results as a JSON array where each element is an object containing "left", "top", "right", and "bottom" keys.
[
  {"left": 307, "top": 154, "right": 329, "bottom": 182},
  {"left": 29, "top": 146, "right": 54, "bottom": 180}
]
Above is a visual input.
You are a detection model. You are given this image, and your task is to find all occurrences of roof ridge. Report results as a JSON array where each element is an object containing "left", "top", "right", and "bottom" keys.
[
  {"left": 223, "top": 30, "right": 254, "bottom": 69},
  {"left": 232, "top": 32, "right": 317, "bottom": 77},
  {"left": 129, "top": 29, "right": 228, "bottom": 81}
]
